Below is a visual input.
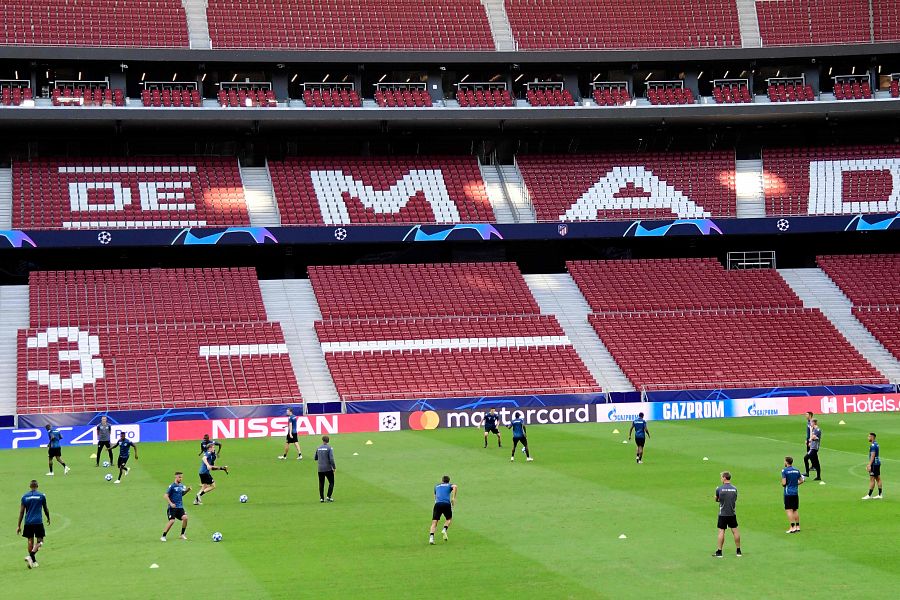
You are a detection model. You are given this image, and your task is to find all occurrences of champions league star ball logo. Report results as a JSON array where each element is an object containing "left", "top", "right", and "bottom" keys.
[
  {"left": 380, "top": 413, "right": 399, "bottom": 431},
  {"left": 97, "top": 231, "right": 112, "bottom": 245},
  {"left": 776, "top": 219, "right": 790, "bottom": 232},
  {"left": 334, "top": 228, "right": 348, "bottom": 241}
]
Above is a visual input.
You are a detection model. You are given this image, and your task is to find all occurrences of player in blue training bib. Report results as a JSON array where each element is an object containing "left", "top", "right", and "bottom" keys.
[
  {"left": 507, "top": 412, "right": 533, "bottom": 462},
  {"left": 44, "top": 424, "right": 69, "bottom": 476},
  {"left": 628, "top": 412, "right": 650, "bottom": 464},
  {"left": 17, "top": 479, "right": 50, "bottom": 568},
  {"left": 781, "top": 456, "right": 805, "bottom": 534},
  {"left": 862, "top": 432, "right": 883, "bottom": 500},
  {"left": 482, "top": 407, "right": 502, "bottom": 449},
  {"left": 162, "top": 472, "right": 192, "bottom": 541},
  {"left": 110, "top": 431, "right": 138, "bottom": 484},
  {"left": 429, "top": 475, "right": 458, "bottom": 545},
  {"left": 279, "top": 407, "right": 303, "bottom": 460}
]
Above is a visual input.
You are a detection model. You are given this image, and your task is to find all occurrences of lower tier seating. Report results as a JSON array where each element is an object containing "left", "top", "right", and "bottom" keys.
[
  {"left": 17, "top": 322, "right": 300, "bottom": 414},
  {"left": 853, "top": 307, "right": 900, "bottom": 362},
  {"left": 590, "top": 309, "right": 885, "bottom": 389},
  {"left": 817, "top": 254, "right": 900, "bottom": 307},
  {"left": 325, "top": 346, "right": 599, "bottom": 400}
]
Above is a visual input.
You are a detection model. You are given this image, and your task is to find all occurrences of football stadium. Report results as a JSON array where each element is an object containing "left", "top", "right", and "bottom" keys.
[{"left": 1, "top": 1, "right": 899, "bottom": 597}]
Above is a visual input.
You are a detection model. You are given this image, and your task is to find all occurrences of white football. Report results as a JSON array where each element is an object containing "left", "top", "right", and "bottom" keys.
[
  {"left": 239, "top": 494, "right": 248, "bottom": 503},
  {"left": 212, "top": 532, "right": 223, "bottom": 542},
  {"left": 105, "top": 474, "right": 113, "bottom": 481},
  {"left": 102, "top": 461, "right": 110, "bottom": 468}
]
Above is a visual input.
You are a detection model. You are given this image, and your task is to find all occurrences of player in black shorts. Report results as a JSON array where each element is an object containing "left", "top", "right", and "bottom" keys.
[
  {"left": 17, "top": 480, "right": 50, "bottom": 568},
  {"left": 712, "top": 471, "right": 741, "bottom": 557},
  {"left": 429, "top": 475, "right": 457, "bottom": 545},
  {"left": 482, "top": 408, "right": 502, "bottom": 448}
]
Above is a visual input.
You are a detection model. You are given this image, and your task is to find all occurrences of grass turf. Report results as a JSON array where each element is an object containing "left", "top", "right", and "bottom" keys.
[{"left": 1, "top": 413, "right": 897, "bottom": 599}]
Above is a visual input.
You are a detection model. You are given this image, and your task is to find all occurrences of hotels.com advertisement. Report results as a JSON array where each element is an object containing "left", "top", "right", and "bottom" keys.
[{"left": 788, "top": 393, "right": 900, "bottom": 416}]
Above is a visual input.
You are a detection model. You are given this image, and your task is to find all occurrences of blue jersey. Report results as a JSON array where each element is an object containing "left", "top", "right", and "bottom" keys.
[
  {"left": 47, "top": 428, "right": 62, "bottom": 449},
  {"left": 288, "top": 415, "right": 298, "bottom": 434},
  {"left": 870, "top": 442, "right": 881, "bottom": 466},
  {"left": 166, "top": 483, "right": 188, "bottom": 509},
  {"left": 199, "top": 450, "right": 215, "bottom": 475},
  {"left": 511, "top": 418, "right": 526, "bottom": 438},
  {"left": 434, "top": 482, "right": 453, "bottom": 504},
  {"left": 484, "top": 412, "right": 499, "bottom": 430},
  {"left": 21, "top": 490, "right": 47, "bottom": 525},
  {"left": 200, "top": 439, "right": 216, "bottom": 453},
  {"left": 117, "top": 438, "right": 134, "bottom": 458},
  {"left": 782, "top": 466, "right": 803, "bottom": 495},
  {"left": 632, "top": 419, "right": 647, "bottom": 437}
]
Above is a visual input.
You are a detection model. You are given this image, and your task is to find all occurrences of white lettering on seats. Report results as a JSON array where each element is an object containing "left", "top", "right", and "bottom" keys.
[
  {"left": 310, "top": 169, "right": 462, "bottom": 225},
  {"left": 59, "top": 166, "right": 197, "bottom": 174},
  {"left": 138, "top": 181, "right": 195, "bottom": 211},
  {"left": 199, "top": 343, "right": 289, "bottom": 358},
  {"left": 320, "top": 336, "right": 572, "bottom": 353},
  {"left": 69, "top": 182, "right": 132, "bottom": 212},
  {"left": 26, "top": 327, "right": 105, "bottom": 391},
  {"left": 807, "top": 158, "right": 900, "bottom": 215},
  {"left": 560, "top": 166, "right": 711, "bottom": 221},
  {"left": 61, "top": 220, "right": 207, "bottom": 229}
]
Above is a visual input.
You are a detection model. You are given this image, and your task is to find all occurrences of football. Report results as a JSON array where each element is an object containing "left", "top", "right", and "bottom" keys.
[
  {"left": 105, "top": 474, "right": 113, "bottom": 481},
  {"left": 239, "top": 494, "right": 248, "bottom": 503},
  {"left": 102, "top": 461, "right": 110, "bottom": 467},
  {"left": 212, "top": 532, "right": 223, "bottom": 542}
]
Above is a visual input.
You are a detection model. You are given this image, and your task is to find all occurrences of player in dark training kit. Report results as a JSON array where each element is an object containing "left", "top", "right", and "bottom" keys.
[
  {"left": 712, "top": 471, "right": 741, "bottom": 557},
  {"left": 17, "top": 480, "right": 50, "bottom": 568},
  {"left": 862, "top": 432, "right": 883, "bottom": 500},
  {"left": 507, "top": 412, "right": 533, "bottom": 461},
  {"left": 781, "top": 456, "right": 805, "bottom": 533},
  {"left": 95, "top": 416, "right": 113, "bottom": 467},
  {"left": 194, "top": 446, "right": 228, "bottom": 505},
  {"left": 278, "top": 407, "right": 302, "bottom": 460},
  {"left": 162, "top": 472, "right": 191, "bottom": 541},
  {"left": 44, "top": 424, "right": 69, "bottom": 476},
  {"left": 483, "top": 408, "right": 502, "bottom": 448},
  {"left": 199, "top": 434, "right": 222, "bottom": 456},
  {"left": 110, "top": 431, "right": 138, "bottom": 484},
  {"left": 628, "top": 412, "right": 650, "bottom": 464},
  {"left": 429, "top": 475, "right": 458, "bottom": 545}
]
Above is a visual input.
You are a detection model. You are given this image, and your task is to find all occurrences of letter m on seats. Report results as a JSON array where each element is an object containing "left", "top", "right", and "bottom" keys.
[{"left": 310, "top": 169, "right": 462, "bottom": 225}]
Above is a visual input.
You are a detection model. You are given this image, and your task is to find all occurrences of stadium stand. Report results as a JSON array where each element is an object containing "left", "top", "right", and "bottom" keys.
[
  {"left": 302, "top": 87, "right": 362, "bottom": 108},
  {"left": 218, "top": 86, "right": 278, "bottom": 108},
  {"left": 762, "top": 145, "right": 900, "bottom": 215},
  {"left": 374, "top": 87, "right": 433, "bottom": 108},
  {"left": 516, "top": 152, "right": 737, "bottom": 221},
  {"left": 818, "top": 254, "right": 900, "bottom": 362},
  {"left": 525, "top": 85, "right": 575, "bottom": 107},
  {"left": 832, "top": 78, "right": 873, "bottom": 100},
  {"left": 891, "top": 77, "right": 900, "bottom": 98},
  {"left": 310, "top": 263, "right": 599, "bottom": 400},
  {"left": 142, "top": 86, "right": 203, "bottom": 108},
  {"left": 569, "top": 258, "right": 885, "bottom": 389},
  {"left": 18, "top": 268, "right": 301, "bottom": 413},
  {"left": 12, "top": 157, "right": 249, "bottom": 229},
  {"left": 755, "top": 0, "right": 871, "bottom": 46},
  {"left": 0, "top": 0, "right": 189, "bottom": 47},
  {"left": 766, "top": 79, "right": 816, "bottom": 102},
  {"left": 205, "top": 0, "right": 495, "bottom": 50},
  {"left": 712, "top": 80, "right": 752, "bottom": 103},
  {"left": 504, "top": 0, "right": 741, "bottom": 49},
  {"left": 592, "top": 83, "right": 631, "bottom": 106},
  {"left": 874, "top": 0, "right": 900, "bottom": 42},
  {"left": 1, "top": 81, "right": 33, "bottom": 106},
  {"left": 51, "top": 83, "right": 125, "bottom": 107},
  {"left": 646, "top": 82, "right": 695, "bottom": 105},
  {"left": 456, "top": 87, "right": 515, "bottom": 108},
  {"left": 269, "top": 157, "right": 494, "bottom": 225}
]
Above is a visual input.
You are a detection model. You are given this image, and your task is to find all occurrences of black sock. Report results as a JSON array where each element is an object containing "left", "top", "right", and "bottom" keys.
[
  {"left": 868, "top": 489, "right": 874, "bottom": 496},
  {"left": 30, "top": 552, "right": 36, "bottom": 560},
  {"left": 442, "top": 526, "right": 448, "bottom": 532},
  {"left": 61, "top": 462, "right": 66, "bottom": 467},
  {"left": 181, "top": 526, "right": 186, "bottom": 534},
  {"left": 878, "top": 487, "right": 882, "bottom": 495},
  {"left": 162, "top": 532, "right": 167, "bottom": 538},
  {"left": 199, "top": 491, "right": 205, "bottom": 497}
]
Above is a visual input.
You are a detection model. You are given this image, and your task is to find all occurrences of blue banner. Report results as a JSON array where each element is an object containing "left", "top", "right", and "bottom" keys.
[
  {"left": 346, "top": 392, "right": 610, "bottom": 414},
  {"left": 643, "top": 384, "right": 896, "bottom": 403},
  {"left": 0, "top": 422, "right": 168, "bottom": 450},
  {"left": 0, "top": 212, "right": 897, "bottom": 250}
]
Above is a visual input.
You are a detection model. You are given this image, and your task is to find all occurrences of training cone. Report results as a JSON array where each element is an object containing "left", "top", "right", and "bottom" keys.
[
  {"left": 150, "top": 564, "right": 159, "bottom": 569},
  {"left": 352, "top": 452, "right": 359, "bottom": 456},
  {"left": 90, "top": 453, "right": 97, "bottom": 459},
  {"left": 819, "top": 481, "right": 826, "bottom": 485},
  {"left": 622, "top": 440, "right": 628, "bottom": 444},
  {"left": 612, "top": 429, "right": 620, "bottom": 434},
  {"left": 703, "top": 457, "right": 709, "bottom": 461},
  {"left": 838, "top": 420, "right": 846, "bottom": 425},
  {"left": 618, "top": 534, "right": 627, "bottom": 539},
  {"left": 365, "top": 440, "right": 373, "bottom": 445}
]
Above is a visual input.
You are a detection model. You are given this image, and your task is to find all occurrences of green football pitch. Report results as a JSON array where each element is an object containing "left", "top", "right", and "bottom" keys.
[{"left": 2, "top": 413, "right": 897, "bottom": 599}]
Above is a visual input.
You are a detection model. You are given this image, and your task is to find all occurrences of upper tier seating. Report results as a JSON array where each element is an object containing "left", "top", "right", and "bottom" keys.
[
  {"left": 853, "top": 307, "right": 900, "bottom": 362},
  {"left": 375, "top": 89, "right": 433, "bottom": 108},
  {"left": 206, "top": 0, "right": 495, "bottom": 50},
  {"left": 762, "top": 145, "right": 900, "bottom": 216},
  {"left": 767, "top": 83, "right": 816, "bottom": 102},
  {"left": 269, "top": 157, "right": 494, "bottom": 225},
  {"left": 569, "top": 258, "right": 884, "bottom": 389},
  {"left": 28, "top": 268, "right": 267, "bottom": 327},
  {"left": 456, "top": 89, "right": 514, "bottom": 107},
  {"left": 51, "top": 85, "right": 125, "bottom": 107},
  {"left": 568, "top": 258, "right": 802, "bottom": 312},
  {"left": 302, "top": 89, "right": 362, "bottom": 108},
  {"left": 756, "top": 0, "right": 870, "bottom": 46},
  {"left": 142, "top": 89, "right": 203, "bottom": 108},
  {"left": 526, "top": 89, "right": 575, "bottom": 107},
  {"left": 12, "top": 157, "right": 249, "bottom": 229},
  {"left": 312, "top": 265, "right": 599, "bottom": 400},
  {"left": 309, "top": 262, "right": 540, "bottom": 319},
  {"left": 18, "top": 268, "right": 301, "bottom": 414},
  {"left": 817, "top": 254, "right": 900, "bottom": 308},
  {"left": 592, "top": 86, "right": 631, "bottom": 106},
  {"left": 1, "top": 84, "right": 33, "bottom": 106},
  {"left": 712, "top": 82, "right": 752, "bottom": 103},
  {"left": 589, "top": 309, "right": 885, "bottom": 389},
  {"left": 833, "top": 80, "right": 872, "bottom": 100},
  {"left": 505, "top": 0, "right": 741, "bottom": 49},
  {"left": 0, "top": 0, "right": 188, "bottom": 47},
  {"left": 516, "top": 152, "right": 737, "bottom": 221},
  {"left": 874, "top": 0, "right": 900, "bottom": 41}
]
